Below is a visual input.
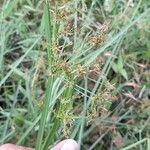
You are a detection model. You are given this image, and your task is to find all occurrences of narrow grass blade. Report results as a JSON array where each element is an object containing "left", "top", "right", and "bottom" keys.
[
  {"left": 36, "top": 1, "right": 53, "bottom": 149},
  {"left": 42, "top": 118, "right": 60, "bottom": 150},
  {"left": 0, "top": 0, "right": 19, "bottom": 21},
  {"left": 17, "top": 115, "right": 41, "bottom": 144},
  {"left": 147, "top": 139, "right": 150, "bottom": 150},
  {"left": 78, "top": 76, "right": 88, "bottom": 150},
  {"left": 0, "top": 37, "right": 40, "bottom": 87},
  {"left": 35, "top": 77, "right": 53, "bottom": 150},
  {"left": 121, "top": 138, "right": 147, "bottom": 150},
  {"left": 44, "top": 0, "right": 53, "bottom": 69},
  {"left": 89, "top": 129, "right": 110, "bottom": 150}
]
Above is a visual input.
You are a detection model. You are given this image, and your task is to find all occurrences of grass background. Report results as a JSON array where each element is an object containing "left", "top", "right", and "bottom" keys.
[{"left": 0, "top": 0, "right": 150, "bottom": 150}]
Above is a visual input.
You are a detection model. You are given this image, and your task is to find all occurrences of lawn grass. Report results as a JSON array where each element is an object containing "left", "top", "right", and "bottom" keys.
[{"left": 0, "top": 0, "right": 150, "bottom": 150}]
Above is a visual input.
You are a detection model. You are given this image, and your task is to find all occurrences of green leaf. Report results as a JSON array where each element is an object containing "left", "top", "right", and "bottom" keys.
[
  {"left": 112, "top": 62, "right": 118, "bottom": 73},
  {"left": 119, "top": 68, "right": 128, "bottom": 80},
  {"left": 145, "top": 49, "right": 150, "bottom": 59},
  {"left": 117, "top": 54, "right": 124, "bottom": 69}
]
